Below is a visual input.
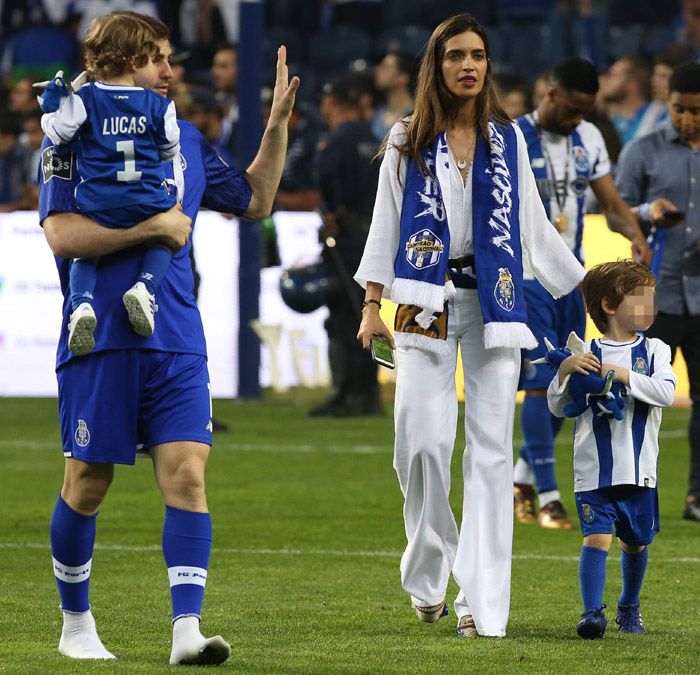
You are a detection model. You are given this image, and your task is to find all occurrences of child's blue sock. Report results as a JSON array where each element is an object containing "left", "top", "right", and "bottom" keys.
[
  {"left": 579, "top": 546, "right": 608, "bottom": 611},
  {"left": 162, "top": 506, "right": 212, "bottom": 621},
  {"left": 50, "top": 495, "right": 96, "bottom": 613},
  {"left": 139, "top": 246, "right": 172, "bottom": 296},
  {"left": 619, "top": 547, "right": 648, "bottom": 606},
  {"left": 69, "top": 259, "right": 96, "bottom": 311},
  {"left": 520, "top": 395, "right": 557, "bottom": 493}
]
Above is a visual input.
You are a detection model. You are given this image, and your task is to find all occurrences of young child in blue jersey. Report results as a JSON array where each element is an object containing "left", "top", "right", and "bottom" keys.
[
  {"left": 547, "top": 260, "right": 676, "bottom": 639},
  {"left": 40, "top": 13, "right": 180, "bottom": 354}
]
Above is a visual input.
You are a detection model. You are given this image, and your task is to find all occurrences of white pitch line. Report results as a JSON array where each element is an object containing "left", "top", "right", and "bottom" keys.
[
  {"left": 0, "top": 541, "right": 698, "bottom": 563},
  {"left": 0, "top": 427, "right": 688, "bottom": 455}
]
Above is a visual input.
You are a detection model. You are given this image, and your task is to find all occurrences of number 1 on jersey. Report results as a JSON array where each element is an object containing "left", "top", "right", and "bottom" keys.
[{"left": 116, "top": 140, "right": 142, "bottom": 181}]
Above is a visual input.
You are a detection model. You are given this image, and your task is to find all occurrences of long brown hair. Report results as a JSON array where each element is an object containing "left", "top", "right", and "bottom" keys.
[{"left": 385, "top": 14, "right": 509, "bottom": 173}]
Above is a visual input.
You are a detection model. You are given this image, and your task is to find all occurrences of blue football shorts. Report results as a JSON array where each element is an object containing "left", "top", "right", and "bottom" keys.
[
  {"left": 575, "top": 485, "right": 660, "bottom": 546},
  {"left": 57, "top": 350, "right": 213, "bottom": 464},
  {"left": 519, "top": 279, "right": 586, "bottom": 390}
]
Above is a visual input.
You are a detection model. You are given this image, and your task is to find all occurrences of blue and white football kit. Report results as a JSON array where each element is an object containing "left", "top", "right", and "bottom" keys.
[
  {"left": 514, "top": 113, "right": 611, "bottom": 508},
  {"left": 548, "top": 335, "right": 675, "bottom": 623},
  {"left": 42, "top": 82, "right": 181, "bottom": 332},
  {"left": 40, "top": 118, "right": 252, "bottom": 636},
  {"left": 39, "top": 119, "right": 252, "bottom": 460}
]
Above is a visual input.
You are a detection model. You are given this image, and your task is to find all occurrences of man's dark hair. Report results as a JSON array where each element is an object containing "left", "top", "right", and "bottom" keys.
[
  {"left": 551, "top": 57, "right": 599, "bottom": 95},
  {"left": 669, "top": 61, "right": 700, "bottom": 94},
  {"left": 390, "top": 51, "right": 416, "bottom": 80},
  {"left": 322, "top": 75, "right": 362, "bottom": 108}
]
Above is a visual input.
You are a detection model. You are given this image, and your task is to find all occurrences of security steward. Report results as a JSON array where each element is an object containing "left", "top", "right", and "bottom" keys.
[{"left": 310, "top": 75, "right": 381, "bottom": 417}]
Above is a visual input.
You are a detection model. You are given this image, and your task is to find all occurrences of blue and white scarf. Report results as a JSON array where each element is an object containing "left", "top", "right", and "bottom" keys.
[{"left": 392, "top": 121, "right": 537, "bottom": 352}]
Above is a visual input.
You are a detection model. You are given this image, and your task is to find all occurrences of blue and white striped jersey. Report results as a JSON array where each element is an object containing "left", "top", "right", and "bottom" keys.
[
  {"left": 517, "top": 113, "right": 610, "bottom": 273},
  {"left": 41, "top": 82, "right": 179, "bottom": 218},
  {"left": 548, "top": 335, "right": 676, "bottom": 492}
]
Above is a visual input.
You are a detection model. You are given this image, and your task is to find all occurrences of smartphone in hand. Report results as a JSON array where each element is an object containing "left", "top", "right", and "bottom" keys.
[
  {"left": 662, "top": 208, "right": 685, "bottom": 221},
  {"left": 370, "top": 335, "right": 395, "bottom": 369}
]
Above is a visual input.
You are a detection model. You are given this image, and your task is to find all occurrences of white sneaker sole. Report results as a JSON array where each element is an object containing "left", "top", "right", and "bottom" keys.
[
  {"left": 68, "top": 314, "right": 97, "bottom": 355},
  {"left": 123, "top": 290, "right": 154, "bottom": 337}
]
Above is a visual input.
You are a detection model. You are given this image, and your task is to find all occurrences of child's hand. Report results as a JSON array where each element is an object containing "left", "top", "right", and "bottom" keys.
[
  {"left": 559, "top": 351, "right": 600, "bottom": 378},
  {"left": 600, "top": 363, "right": 630, "bottom": 386}
]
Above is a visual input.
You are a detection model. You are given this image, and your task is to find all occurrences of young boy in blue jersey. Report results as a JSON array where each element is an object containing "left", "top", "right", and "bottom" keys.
[
  {"left": 547, "top": 260, "right": 676, "bottom": 638},
  {"left": 40, "top": 13, "right": 181, "bottom": 354}
]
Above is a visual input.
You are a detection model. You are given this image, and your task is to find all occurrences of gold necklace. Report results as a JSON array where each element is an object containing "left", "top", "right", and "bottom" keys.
[{"left": 447, "top": 133, "right": 475, "bottom": 170}]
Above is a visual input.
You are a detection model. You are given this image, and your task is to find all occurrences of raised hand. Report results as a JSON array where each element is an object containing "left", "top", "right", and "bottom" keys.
[{"left": 268, "top": 45, "right": 300, "bottom": 127}]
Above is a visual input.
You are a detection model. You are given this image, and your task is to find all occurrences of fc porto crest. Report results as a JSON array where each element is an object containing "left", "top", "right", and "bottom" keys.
[
  {"left": 632, "top": 356, "right": 648, "bottom": 375},
  {"left": 494, "top": 267, "right": 515, "bottom": 312},
  {"left": 581, "top": 503, "right": 594, "bottom": 524},
  {"left": 573, "top": 145, "right": 589, "bottom": 173},
  {"left": 74, "top": 419, "right": 91, "bottom": 448},
  {"left": 405, "top": 229, "right": 444, "bottom": 270}
]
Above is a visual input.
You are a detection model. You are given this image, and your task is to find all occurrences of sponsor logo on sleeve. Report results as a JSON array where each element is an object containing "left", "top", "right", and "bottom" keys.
[{"left": 41, "top": 146, "right": 73, "bottom": 183}]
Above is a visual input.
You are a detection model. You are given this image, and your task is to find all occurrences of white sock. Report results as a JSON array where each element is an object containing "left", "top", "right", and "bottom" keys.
[
  {"left": 538, "top": 489, "right": 561, "bottom": 508},
  {"left": 169, "top": 616, "right": 231, "bottom": 666},
  {"left": 514, "top": 457, "right": 535, "bottom": 485},
  {"left": 58, "top": 609, "right": 115, "bottom": 660}
]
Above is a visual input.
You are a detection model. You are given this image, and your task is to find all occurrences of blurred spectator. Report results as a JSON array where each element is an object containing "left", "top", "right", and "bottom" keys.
[
  {"left": 185, "top": 87, "right": 235, "bottom": 167},
  {"left": 8, "top": 76, "right": 40, "bottom": 115},
  {"left": 599, "top": 56, "right": 651, "bottom": 145},
  {"left": 310, "top": 75, "right": 380, "bottom": 417},
  {"left": 637, "top": 44, "right": 696, "bottom": 136},
  {"left": 494, "top": 73, "right": 532, "bottom": 120},
  {"left": 18, "top": 108, "right": 43, "bottom": 207},
  {"left": 371, "top": 50, "right": 414, "bottom": 141},
  {"left": 675, "top": 0, "right": 700, "bottom": 57},
  {"left": 532, "top": 70, "right": 551, "bottom": 108},
  {"left": 211, "top": 42, "right": 239, "bottom": 160},
  {"left": 348, "top": 69, "right": 377, "bottom": 125},
  {"left": 0, "top": 111, "right": 31, "bottom": 211}
]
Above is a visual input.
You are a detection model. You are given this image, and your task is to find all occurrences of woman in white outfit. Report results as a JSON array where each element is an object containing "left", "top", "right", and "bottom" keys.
[{"left": 355, "top": 14, "right": 586, "bottom": 637}]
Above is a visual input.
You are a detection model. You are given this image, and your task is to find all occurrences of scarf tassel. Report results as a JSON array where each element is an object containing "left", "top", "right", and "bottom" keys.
[{"left": 484, "top": 322, "right": 537, "bottom": 350}]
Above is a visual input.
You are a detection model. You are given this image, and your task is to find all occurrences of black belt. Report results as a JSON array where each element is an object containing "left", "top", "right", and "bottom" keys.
[
  {"left": 447, "top": 255, "right": 477, "bottom": 289},
  {"left": 448, "top": 254, "right": 475, "bottom": 270}
]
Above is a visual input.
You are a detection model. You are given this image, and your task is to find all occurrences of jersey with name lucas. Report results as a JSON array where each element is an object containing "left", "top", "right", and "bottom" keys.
[{"left": 43, "top": 82, "right": 179, "bottom": 217}]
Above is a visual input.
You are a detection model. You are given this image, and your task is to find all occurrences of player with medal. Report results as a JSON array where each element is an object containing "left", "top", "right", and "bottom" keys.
[{"left": 513, "top": 58, "right": 650, "bottom": 530}]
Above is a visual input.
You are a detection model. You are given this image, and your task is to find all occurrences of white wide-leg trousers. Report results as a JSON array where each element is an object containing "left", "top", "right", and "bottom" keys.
[{"left": 393, "top": 289, "right": 519, "bottom": 636}]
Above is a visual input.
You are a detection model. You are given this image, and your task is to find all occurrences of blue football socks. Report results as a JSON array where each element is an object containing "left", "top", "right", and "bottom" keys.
[
  {"left": 69, "top": 259, "right": 96, "bottom": 311},
  {"left": 619, "top": 546, "right": 648, "bottom": 606},
  {"left": 139, "top": 246, "right": 172, "bottom": 296},
  {"left": 162, "top": 505, "right": 212, "bottom": 621},
  {"left": 50, "top": 495, "right": 96, "bottom": 613},
  {"left": 580, "top": 546, "right": 608, "bottom": 611},
  {"left": 520, "top": 395, "right": 557, "bottom": 493}
]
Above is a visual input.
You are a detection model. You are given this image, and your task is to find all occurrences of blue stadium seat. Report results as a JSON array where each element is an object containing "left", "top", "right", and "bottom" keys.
[
  {"left": 306, "top": 26, "right": 371, "bottom": 81},
  {"left": 372, "top": 24, "right": 432, "bottom": 61}
]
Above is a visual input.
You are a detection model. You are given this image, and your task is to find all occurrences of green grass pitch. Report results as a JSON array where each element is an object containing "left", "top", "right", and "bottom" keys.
[{"left": 0, "top": 393, "right": 698, "bottom": 673}]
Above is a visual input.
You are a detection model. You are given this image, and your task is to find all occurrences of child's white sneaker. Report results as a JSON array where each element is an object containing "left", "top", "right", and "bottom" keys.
[
  {"left": 123, "top": 282, "right": 157, "bottom": 337},
  {"left": 67, "top": 303, "right": 97, "bottom": 355}
]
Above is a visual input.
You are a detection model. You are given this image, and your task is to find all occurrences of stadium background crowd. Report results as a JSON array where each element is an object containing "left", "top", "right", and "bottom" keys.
[{"left": 0, "top": 0, "right": 697, "bottom": 247}]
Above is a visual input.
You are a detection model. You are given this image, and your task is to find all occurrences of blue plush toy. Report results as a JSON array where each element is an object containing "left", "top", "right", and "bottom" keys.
[
  {"left": 35, "top": 70, "right": 70, "bottom": 113},
  {"left": 533, "top": 332, "right": 627, "bottom": 421}
]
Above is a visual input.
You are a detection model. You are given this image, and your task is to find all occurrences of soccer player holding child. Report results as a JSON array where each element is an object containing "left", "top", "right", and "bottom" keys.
[
  {"left": 547, "top": 261, "right": 676, "bottom": 638},
  {"left": 40, "top": 13, "right": 180, "bottom": 354}
]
